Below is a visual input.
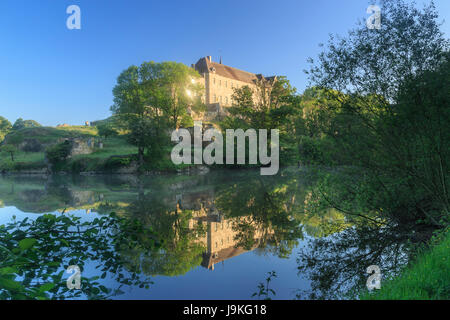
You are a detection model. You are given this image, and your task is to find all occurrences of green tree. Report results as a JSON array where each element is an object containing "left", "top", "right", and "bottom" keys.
[
  {"left": 45, "top": 140, "right": 73, "bottom": 167},
  {"left": 0, "top": 116, "right": 12, "bottom": 142},
  {"left": 12, "top": 118, "right": 42, "bottom": 130},
  {"left": 152, "top": 61, "right": 205, "bottom": 128},
  {"left": 307, "top": 0, "right": 449, "bottom": 226},
  {"left": 1, "top": 145, "right": 17, "bottom": 162},
  {"left": 222, "top": 76, "right": 299, "bottom": 130},
  {"left": 111, "top": 61, "right": 204, "bottom": 166},
  {"left": 1, "top": 133, "right": 23, "bottom": 162},
  {"left": 220, "top": 76, "right": 302, "bottom": 165},
  {"left": 97, "top": 122, "right": 118, "bottom": 140}
]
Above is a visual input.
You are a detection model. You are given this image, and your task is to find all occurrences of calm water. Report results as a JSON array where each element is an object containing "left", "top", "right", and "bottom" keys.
[{"left": 0, "top": 169, "right": 409, "bottom": 299}]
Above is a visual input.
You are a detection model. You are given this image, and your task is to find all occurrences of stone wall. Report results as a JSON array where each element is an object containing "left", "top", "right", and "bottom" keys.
[{"left": 57, "top": 137, "right": 100, "bottom": 157}]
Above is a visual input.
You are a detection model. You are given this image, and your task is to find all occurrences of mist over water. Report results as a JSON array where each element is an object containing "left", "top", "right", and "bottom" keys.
[{"left": 0, "top": 169, "right": 410, "bottom": 299}]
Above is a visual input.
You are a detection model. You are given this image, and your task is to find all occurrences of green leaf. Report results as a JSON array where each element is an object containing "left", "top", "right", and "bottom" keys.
[
  {"left": 38, "top": 282, "right": 56, "bottom": 293},
  {"left": 46, "top": 261, "right": 61, "bottom": 267},
  {"left": 99, "top": 285, "right": 109, "bottom": 294},
  {"left": 18, "top": 238, "right": 37, "bottom": 251},
  {"left": 0, "top": 267, "right": 17, "bottom": 275},
  {"left": 0, "top": 276, "right": 23, "bottom": 291}
]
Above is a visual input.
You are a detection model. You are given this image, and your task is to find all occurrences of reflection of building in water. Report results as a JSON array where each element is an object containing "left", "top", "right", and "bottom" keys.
[{"left": 178, "top": 191, "right": 268, "bottom": 271}]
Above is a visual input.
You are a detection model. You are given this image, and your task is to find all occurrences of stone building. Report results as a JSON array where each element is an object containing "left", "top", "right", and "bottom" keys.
[{"left": 191, "top": 56, "right": 277, "bottom": 120}]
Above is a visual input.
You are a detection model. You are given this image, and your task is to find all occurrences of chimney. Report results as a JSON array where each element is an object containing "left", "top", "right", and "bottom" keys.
[{"left": 206, "top": 56, "right": 212, "bottom": 63}]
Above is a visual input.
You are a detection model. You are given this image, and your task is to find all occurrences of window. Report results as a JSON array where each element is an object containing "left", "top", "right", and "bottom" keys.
[
  {"left": 225, "top": 97, "right": 228, "bottom": 105},
  {"left": 213, "top": 94, "right": 217, "bottom": 102}
]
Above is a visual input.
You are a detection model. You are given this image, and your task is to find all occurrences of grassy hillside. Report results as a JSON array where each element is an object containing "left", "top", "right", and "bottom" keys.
[
  {"left": 0, "top": 125, "right": 196, "bottom": 173},
  {"left": 0, "top": 126, "right": 138, "bottom": 172},
  {"left": 4, "top": 125, "right": 97, "bottom": 143}
]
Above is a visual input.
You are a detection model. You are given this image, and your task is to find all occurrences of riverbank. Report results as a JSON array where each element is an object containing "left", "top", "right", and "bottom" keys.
[
  {"left": 362, "top": 228, "right": 450, "bottom": 300},
  {"left": 0, "top": 126, "right": 201, "bottom": 175}
]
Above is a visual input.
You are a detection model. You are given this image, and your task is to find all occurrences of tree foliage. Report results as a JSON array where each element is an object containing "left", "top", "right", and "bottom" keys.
[
  {"left": 96, "top": 122, "right": 118, "bottom": 140},
  {"left": 220, "top": 76, "right": 302, "bottom": 165},
  {"left": 12, "top": 118, "right": 42, "bottom": 131},
  {"left": 0, "top": 213, "right": 155, "bottom": 300},
  {"left": 305, "top": 0, "right": 449, "bottom": 226},
  {"left": 111, "top": 61, "right": 205, "bottom": 165},
  {"left": 0, "top": 116, "right": 12, "bottom": 142}
]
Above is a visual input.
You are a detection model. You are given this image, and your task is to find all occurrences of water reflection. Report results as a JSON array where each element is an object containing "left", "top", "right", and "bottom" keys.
[{"left": 0, "top": 169, "right": 416, "bottom": 299}]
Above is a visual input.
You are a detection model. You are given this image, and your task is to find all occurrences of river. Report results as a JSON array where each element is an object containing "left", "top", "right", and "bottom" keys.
[{"left": 0, "top": 168, "right": 410, "bottom": 299}]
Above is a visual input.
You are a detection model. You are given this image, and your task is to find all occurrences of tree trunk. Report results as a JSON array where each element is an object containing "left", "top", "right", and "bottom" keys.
[{"left": 138, "top": 146, "right": 144, "bottom": 167}]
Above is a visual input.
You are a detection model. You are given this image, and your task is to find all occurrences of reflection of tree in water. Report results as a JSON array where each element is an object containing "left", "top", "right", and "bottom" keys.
[
  {"left": 293, "top": 168, "right": 440, "bottom": 300},
  {"left": 215, "top": 174, "right": 306, "bottom": 259},
  {"left": 296, "top": 222, "right": 415, "bottom": 300},
  {"left": 4, "top": 169, "right": 382, "bottom": 299},
  {"left": 120, "top": 170, "right": 316, "bottom": 275},
  {"left": 119, "top": 192, "right": 207, "bottom": 277}
]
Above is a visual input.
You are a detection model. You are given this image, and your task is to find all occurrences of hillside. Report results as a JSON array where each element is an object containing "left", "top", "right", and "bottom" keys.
[{"left": 0, "top": 126, "right": 138, "bottom": 173}]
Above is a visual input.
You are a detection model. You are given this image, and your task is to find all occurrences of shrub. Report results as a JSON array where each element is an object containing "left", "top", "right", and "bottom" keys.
[
  {"left": 103, "top": 155, "right": 133, "bottom": 171},
  {"left": 22, "top": 139, "right": 43, "bottom": 152},
  {"left": 12, "top": 118, "right": 42, "bottom": 130},
  {"left": 97, "top": 122, "right": 119, "bottom": 140},
  {"left": 12, "top": 161, "right": 46, "bottom": 171},
  {"left": 45, "top": 140, "right": 73, "bottom": 165},
  {"left": 71, "top": 157, "right": 89, "bottom": 173}
]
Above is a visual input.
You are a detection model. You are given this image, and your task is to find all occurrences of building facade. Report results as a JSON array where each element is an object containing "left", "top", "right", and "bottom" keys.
[{"left": 191, "top": 56, "right": 277, "bottom": 120}]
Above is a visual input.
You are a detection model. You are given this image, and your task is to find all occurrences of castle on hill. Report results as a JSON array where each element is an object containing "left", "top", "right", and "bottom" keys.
[{"left": 191, "top": 56, "right": 277, "bottom": 120}]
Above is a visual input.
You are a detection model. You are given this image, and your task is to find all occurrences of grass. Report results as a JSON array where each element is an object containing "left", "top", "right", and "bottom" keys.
[
  {"left": 361, "top": 228, "right": 450, "bottom": 300},
  {"left": 54, "top": 125, "right": 98, "bottom": 136},
  {"left": 0, "top": 125, "right": 203, "bottom": 173},
  {"left": 4, "top": 126, "right": 97, "bottom": 144},
  {"left": 0, "top": 151, "right": 46, "bottom": 171},
  {"left": 0, "top": 126, "right": 138, "bottom": 172}
]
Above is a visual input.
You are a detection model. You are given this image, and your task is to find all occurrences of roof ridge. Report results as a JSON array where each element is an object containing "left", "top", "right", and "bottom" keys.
[{"left": 210, "top": 61, "right": 256, "bottom": 76}]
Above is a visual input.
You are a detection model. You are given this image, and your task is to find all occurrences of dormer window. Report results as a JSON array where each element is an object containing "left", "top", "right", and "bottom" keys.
[{"left": 210, "top": 67, "right": 216, "bottom": 73}]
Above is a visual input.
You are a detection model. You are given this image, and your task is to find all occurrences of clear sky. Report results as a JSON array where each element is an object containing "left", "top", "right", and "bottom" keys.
[{"left": 0, "top": 0, "right": 449, "bottom": 126}]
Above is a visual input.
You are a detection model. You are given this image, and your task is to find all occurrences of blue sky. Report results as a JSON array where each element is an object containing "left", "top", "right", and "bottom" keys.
[{"left": 0, "top": 0, "right": 449, "bottom": 126}]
